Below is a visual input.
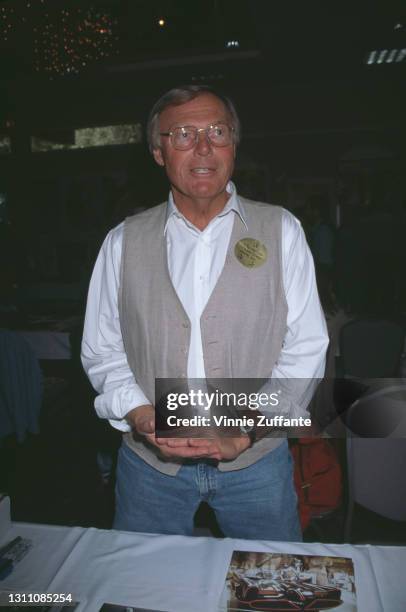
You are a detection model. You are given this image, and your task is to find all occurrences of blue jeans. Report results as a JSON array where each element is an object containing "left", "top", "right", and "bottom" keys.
[{"left": 113, "top": 440, "right": 302, "bottom": 541}]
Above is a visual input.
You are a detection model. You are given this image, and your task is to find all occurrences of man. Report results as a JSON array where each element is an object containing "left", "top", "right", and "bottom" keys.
[{"left": 81, "top": 85, "right": 328, "bottom": 540}]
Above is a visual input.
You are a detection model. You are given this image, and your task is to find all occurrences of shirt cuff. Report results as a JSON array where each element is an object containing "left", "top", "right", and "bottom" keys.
[{"left": 94, "top": 383, "right": 151, "bottom": 432}]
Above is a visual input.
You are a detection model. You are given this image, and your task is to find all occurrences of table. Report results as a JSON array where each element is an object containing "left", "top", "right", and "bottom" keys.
[{"left": 1, "top": 498, "right": 405, "bottom": 612}]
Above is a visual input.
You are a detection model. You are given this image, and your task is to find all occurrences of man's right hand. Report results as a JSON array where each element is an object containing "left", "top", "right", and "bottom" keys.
[
  {"left": 126, "top": 404, "right": 155, "bottom": 435},
  {"left": 125, "top": 405, "right": 220, "bottom": 459}
]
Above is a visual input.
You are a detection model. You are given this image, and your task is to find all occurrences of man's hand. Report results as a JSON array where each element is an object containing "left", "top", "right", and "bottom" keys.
[
  {"left": 126, "top": 404, "right": 155, "bottom": 435},
  {"left": 184, "top": 436, "right": 251, "bottom": 461},
  {"left": 159, "top": 433, "right": 251, "bottom": 461},
  {"left": 125, "top": 405, "right": 243, "bottom": 459}
]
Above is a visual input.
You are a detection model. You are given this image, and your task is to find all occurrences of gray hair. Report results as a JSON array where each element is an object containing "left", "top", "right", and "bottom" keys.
[{"left": 146, "top": 85, "right": 241, "bottom": 153}]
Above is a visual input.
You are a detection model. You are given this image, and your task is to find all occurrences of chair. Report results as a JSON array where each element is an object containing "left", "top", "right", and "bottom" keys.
[
  {"left": 0, "top": 330, "right": 42, "bottom": 442},
  {"left": 339, "top": 318, "right": 405, "bottom": 378},
  {"left": 344, "top": 385, "right": 406, "bottom": 542}
]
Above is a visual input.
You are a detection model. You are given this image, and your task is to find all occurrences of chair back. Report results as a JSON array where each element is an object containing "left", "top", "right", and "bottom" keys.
[
  {"left": 344, "top": 384, "right": 406, "bottom": 540},
  {"left": 0, "top": 330, "right": 42, "bottom": 441},
  {"left": 347, "top": 437, "right": 406, "bottom": 522}
]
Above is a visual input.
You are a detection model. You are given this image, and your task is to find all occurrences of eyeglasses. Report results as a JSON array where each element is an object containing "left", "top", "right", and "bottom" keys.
[{"left": 159, "top": 123, "right": 234, "bottom": 150}]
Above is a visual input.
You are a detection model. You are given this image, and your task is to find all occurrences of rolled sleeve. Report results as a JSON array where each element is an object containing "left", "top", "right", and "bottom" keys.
[
  {"left": 81, "top": 223, "right": 150, "bottom": 431},
  {"left": 267, "top": 210, "right": 329, "bottom": 417}
]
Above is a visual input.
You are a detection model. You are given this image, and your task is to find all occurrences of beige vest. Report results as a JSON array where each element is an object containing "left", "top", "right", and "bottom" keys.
[{"left": 119, "top": 196, "right": 288, "bottom": 475}]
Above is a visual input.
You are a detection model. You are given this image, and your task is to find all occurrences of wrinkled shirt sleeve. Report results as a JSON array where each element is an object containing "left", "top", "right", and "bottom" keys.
[
  {"left": 81, "top": 224, "right": 150, "bottom": 432},
  {"left": 262, "top": 210, "right": 329, "bottom": 418}
]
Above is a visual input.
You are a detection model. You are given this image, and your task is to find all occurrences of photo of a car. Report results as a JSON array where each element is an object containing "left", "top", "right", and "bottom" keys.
[{"left": 232, "top": 573, "right": 342, "bottom": 610}]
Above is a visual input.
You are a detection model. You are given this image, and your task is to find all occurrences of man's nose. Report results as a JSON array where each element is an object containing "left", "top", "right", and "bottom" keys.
[{"left": 194, "top": 129, "right": 212, "bottom": 155}]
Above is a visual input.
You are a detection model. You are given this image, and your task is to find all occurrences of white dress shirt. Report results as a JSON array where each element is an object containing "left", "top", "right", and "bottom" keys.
[{"left": 81, "top": 182, "right": 328, "bottom": 431}]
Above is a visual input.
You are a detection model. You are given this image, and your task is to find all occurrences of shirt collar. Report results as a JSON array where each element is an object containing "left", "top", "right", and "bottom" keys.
[{"left": 164, "top": 181, "right": 248, "bottom": 234}]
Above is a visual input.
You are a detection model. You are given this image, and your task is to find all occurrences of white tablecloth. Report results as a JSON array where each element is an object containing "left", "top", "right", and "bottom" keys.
[{"left": 0, "top": 498, "right": 405, "bottom": 612}]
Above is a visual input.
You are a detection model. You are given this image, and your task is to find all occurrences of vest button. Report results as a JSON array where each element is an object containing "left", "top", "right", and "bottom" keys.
[{"left": 182, "top": 322, "right": 189, "bottom": 328}]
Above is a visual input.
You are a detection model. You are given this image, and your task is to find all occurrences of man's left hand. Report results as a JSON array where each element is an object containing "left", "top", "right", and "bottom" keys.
[{"left": 158, "top": 435, "right": 251, "bottom": 461}]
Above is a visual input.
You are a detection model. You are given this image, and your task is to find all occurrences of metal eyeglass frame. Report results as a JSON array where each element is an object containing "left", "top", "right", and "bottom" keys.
[{"left": 159, "top": 123, "right": 235, "bottom": 150}]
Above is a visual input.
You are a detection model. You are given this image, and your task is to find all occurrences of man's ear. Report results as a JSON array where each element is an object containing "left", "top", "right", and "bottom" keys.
[{"left": 153, "top": 147, "right": 165, "bottom": 167}]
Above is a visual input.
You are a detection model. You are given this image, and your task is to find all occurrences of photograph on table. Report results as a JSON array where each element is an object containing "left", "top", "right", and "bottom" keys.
[{"left": 222, "top": 550, "right": 356, "bottom": 611}]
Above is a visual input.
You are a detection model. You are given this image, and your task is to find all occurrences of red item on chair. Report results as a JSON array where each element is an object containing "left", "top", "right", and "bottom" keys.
[{"left": 291, "top": 438, "right": 342, "bottom": 530}]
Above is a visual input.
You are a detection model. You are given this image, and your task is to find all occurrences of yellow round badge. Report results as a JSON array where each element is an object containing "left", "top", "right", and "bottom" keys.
[{"left": 234, "top": 238, "right": 267, "bottom": 268}]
